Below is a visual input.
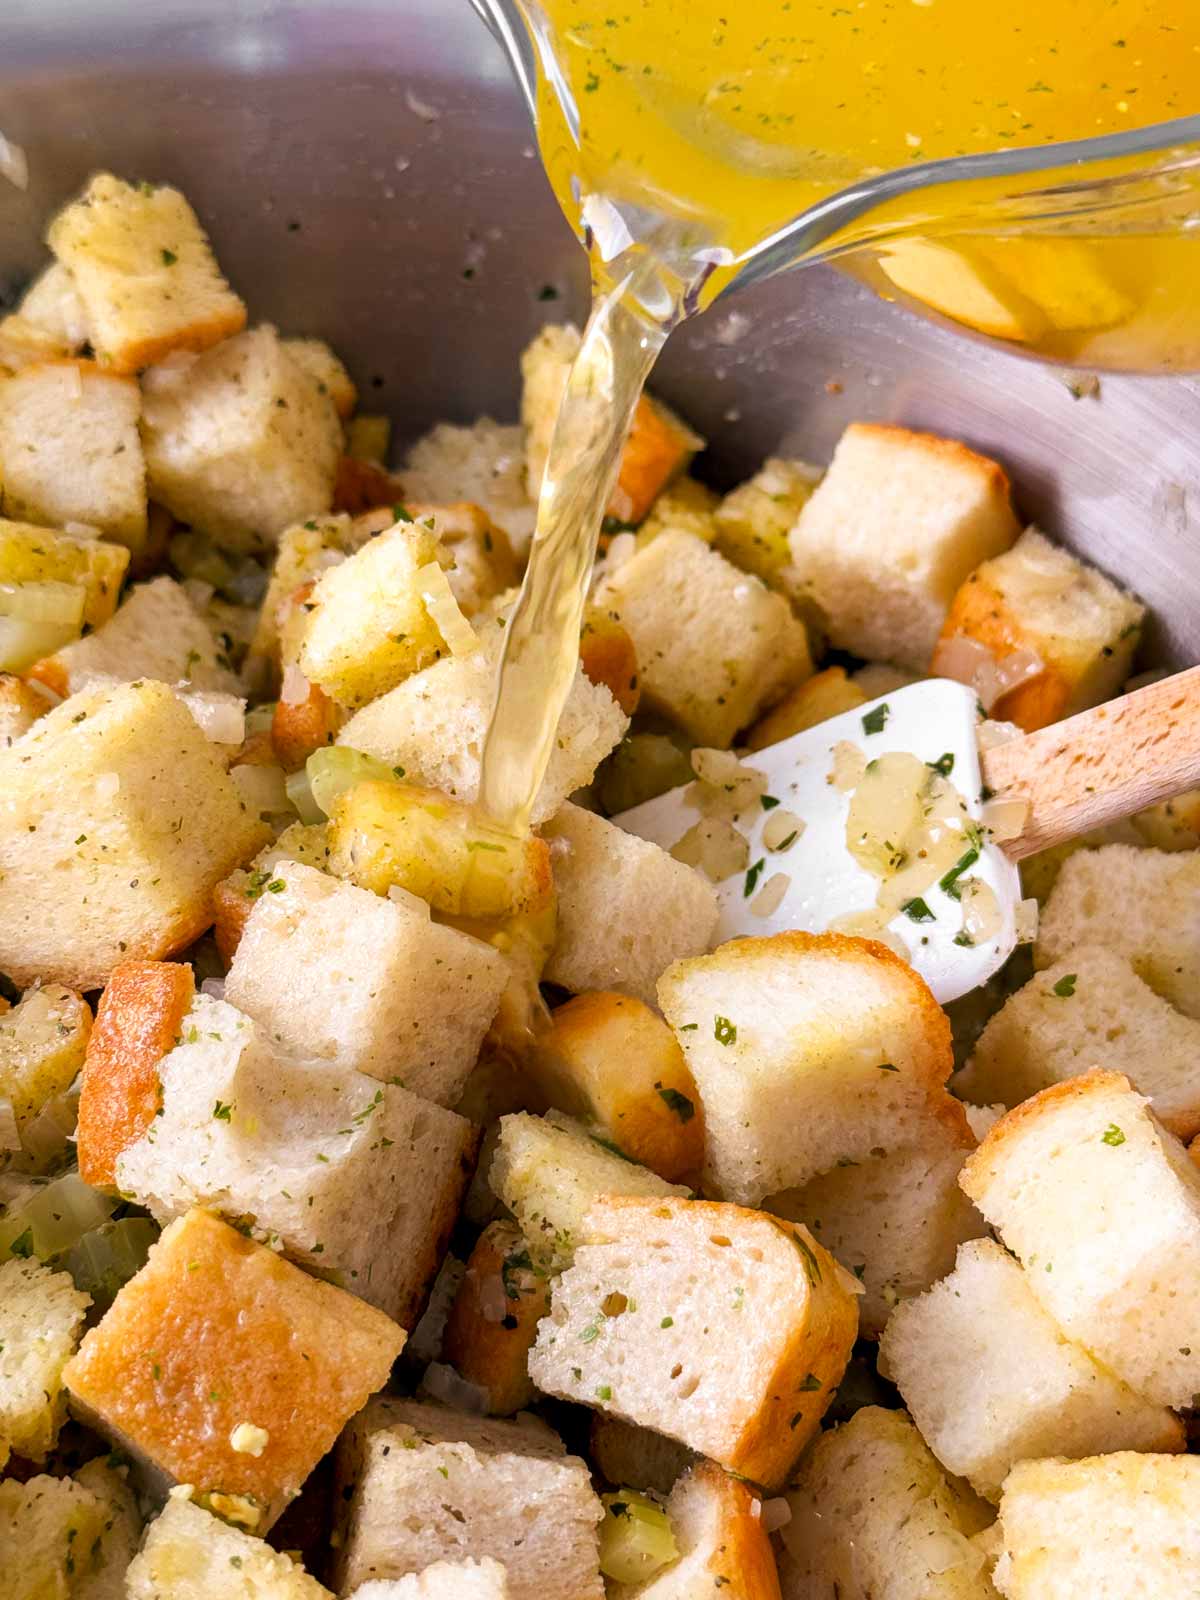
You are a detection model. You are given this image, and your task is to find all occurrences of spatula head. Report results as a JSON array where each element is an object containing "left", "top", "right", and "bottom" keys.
[{"left": 616, "top": 679, "right": 1022, "bottom": 1003}]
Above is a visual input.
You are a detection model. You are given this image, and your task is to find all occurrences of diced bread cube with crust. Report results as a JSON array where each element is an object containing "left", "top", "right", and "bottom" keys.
[
  {"left": 418, "top": 501, "right": 519, "bottom": 619},
  {"left": 64, "top": 1207, "right": 404, "bottom": 1530},
  {"left": 542, "top": 805, "right": 719, "bottom": 1007},
  {"left": 522, "top": 324, "right": 701, "bottom": 526},
  {"left": 1034, "top": 843, "right": 1200, "bottom": 1019},
  {"left": 933, "top": 528, "right": 1144, "bottom": 732},
  {"left": 788, "top": 423, "right": 1021, "bottom": 670},
  {"left": 0, "top": 679, "right": 268, "bottom": 990},
  {"left": 635, "top": 477, "right": 720, "bottom": 547},
  {"left": 579, "top": 605, "right": 640, "bottom": 716},
  {"left": 880, "top": 1239, "right": 1183, "bottom": 1503},
  {"left": 77, "top": 960, "right": 196, "bottom": 1188},
  {"left": 332, "top": 454, "right": 408, "bottom": 516},
  {"left": 657, "top": 932, "right": 954, "bottom": 1205},
  {"left": 249, "top": 512, "right": 367, "bottom": 672},
  {"left": 1133, "top": 787, "right": 1200, "bottom": 851},
  {"left": 713, "top": 455, "right": 822, "bottom": 589},
  {"left": 140, "top": 325, "right": 341, "bottom": 553},
  {"left": 18, "top": 263, "right": 91, "bottom": 351},
  {"left": 46, "top": 172, "right": 246, "bottom": 374},
  {"left": 0, "top": 361, "right": 147, "bottom": 547},
  {"left": 955, "top": 945, "right": 1200, "bottom": 1139},
  {"left": 0, "top": 313, "right": 73, "bottom": 375},
  {"left": 125, "top": 1496, "right": 332, "bottom": 1600},
  {"left": 0, "top": 982, "right": 92, "bottom": 1134},
  {"left": 282, "top": 336, "right": 357, "bottom": 418},
  {"left": 588, "top": 1415, "right": 694, "bottom": 1497},
  {"left": 443, "top": 1220, "right": 551, "bottom": 1415},
  {"left": 960, "top": 1071, "right": 1200, "bottom": 1409},
  {"left": 224, "top": 861, "right": 506, "bottom": 1104},
  {"left": 338, "top": 620, "right": 627, "bottom": 826},
  {"left": 608, "top": 1460, "right": 782, "bottom": 1600},
  {"left": 491, "top": 1111, "right": 687, "bottom": 1272},
  {"left": 115, "top": 995, "right": 476, "bottom": 1328},
  {"left": 0, "top": 516, "right": 130, "bottom": 626},
  {"left": 529, "top": 992, "right": 704, "bottom": 1184},
  {"left": 992, "top": 1453, "right": 1200, "bottom": 1600},
  {"left": 0, "top": 1474, "right": 113, "bottom": 1600},
  {"left": 777, "top": 1407, "right": 997, "bottom": 1600},
  {"left": 352, "top": 1561, "right": 510, "bottom": 1599},
  {"left": 744, "top": 664, "right": 867, "bottom": 751},
  {"left": 0, "top": 673, "right": 48, "bottom": 746},
  {"left": 595, "top": 530, "right": 811, "bottom": 747},
  {"left": 767, "top": 1095, "right": 987, "bottom": 1337},
  {"left": 295, "top": 518, "right": 457, "bottom": 709},
  {"left": 28, "top": 575, "right": 239, "bottom": 698},
  {"left": 0, "top": 1257, "right": 90, "bottom": 1461},
  {"left": 73, "top": 1455, "right": 142, "bottom": 1600},
  {"left": 334, "top": 1396, "right": 604, "bottom": 1599},
  {"left": 403, "top": 417, "right": 536, "bottom": 555},
  {"left": 530, "top": 1196, "right": 859, "bottom": 1490},
  {"left": 210, "top": 820, "right": 330, "bottom": 964},
  {"left": 271, "top": 677, "right": 343, "bottom": 770}
]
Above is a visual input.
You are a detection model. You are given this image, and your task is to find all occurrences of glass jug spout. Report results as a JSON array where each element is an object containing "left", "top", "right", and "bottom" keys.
[{"left": 469, "top": 0, "right": 1200, "bottom": 373}]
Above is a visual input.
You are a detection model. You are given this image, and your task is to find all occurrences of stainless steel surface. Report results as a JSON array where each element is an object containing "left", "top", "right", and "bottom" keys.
[{"left": 2, "top": 0, "right": 1198, "bottom": 664}]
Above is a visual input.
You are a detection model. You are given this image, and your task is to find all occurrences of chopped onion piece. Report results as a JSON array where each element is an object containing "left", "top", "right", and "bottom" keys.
[
  {"left": 14, "top": 1086, "right": 78, "bottom": 1174},
  {"left": 0, "top": 132, "right": 29, "bottom": 190},
  {"left": 0, "top": 614, "right": 80, "bottom": 672},
  {"left": 977, "top": 718, "right": 1022, "bottom": 752},
  {"left": 477, "top": 1272, "right": 509, "bottom": 1324},
  {"left": 179, "top": 691, "right": 245, "bottom": 745},
  {"left": 62, "top": 522, "right": 101, "bottom": 542},
  {"left": 244, "top": 703, "right": 277, "bottom": 738},
  {"left": 599, "top": 1490, "right": 678, "bottom": 1585},
  {"left": 1014, "top": 896, "right": 1039, "bottom": 944},
  {"left": 231, "top": 763, "right": 289, "bottom": 816},
  {"left": 57, "top": 1217, "right": 159, "bottom": 1315},
  {"left": 981, "top": 794, "right": 1030, "bottom": 843},
  {"left": 0, "top": 1170, "right": 119, "bottom": 1261},
  {"left": 418, "top": 1361, "right": 489, "bottom": 1414},
  {"left": 0, "top": 580, "right": 85, "bottom": 626},
  {"left": 416, "top": 562, "right": 479, "bottom": 658},
  {"left": 200, "top": 977, "right": 226, "bottom": 1001},
  {"left": 387, "top": 883, "right": 431, "bottom": 919},
  {"left": 670, "top": 817, "right": 749, "bottom": 882},
  {"left": 750, "top": 871, "right": 789, "bottom": 918},
  {"left": 935, "top": 633, "right": 1043, "bottom": 712},
  {"left": 763, "top": 809, "right": 805, "bottom": 852},
  {"left": 960, "top": 877, "right": 1002, "bottom": 943},
  {"left": 761, "top": 1497, "right": 792, "bottom": 1534},
  {"left": 306, "top": 745, "right": 402, "bottom": 818},
  {"left": 828, "top": 739, "right": 867, "bottom": 792},
  {"left": 285, "top": 765, "right": 322, "bottom": 825},
  {"left": 280, "top": 663, "right": 311, "bottom": 706},
  {"left": 0, "top": 1096, "right": 20, "bottom": 1157},
  {"left": 689, "top": 748, "right": 768, "bottom": 818}
]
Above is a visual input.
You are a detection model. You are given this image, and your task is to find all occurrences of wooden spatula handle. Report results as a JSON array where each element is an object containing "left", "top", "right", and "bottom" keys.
[{"left": 980, "top": 665, "right": 1200, "bottom": 861}]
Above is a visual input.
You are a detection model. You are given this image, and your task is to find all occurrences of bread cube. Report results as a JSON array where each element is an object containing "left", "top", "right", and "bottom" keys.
[
  {"left": 588, "top": 1416, "right": 693, "bottom": 1497},
  {"left": 0, "top": 982, "right": 92, "bottom": 1132},
  {"left": 249, "top": 512, "right": 366, "bottom": 672},
  {"left": 522, "top": 325, "right": 701, "bottom": 525},
  {"left": 443, "top": 1220, "right": 550, "bottom": 1414},
  {"left": 18, "top": 263, "right": 90, "bottom": 351},
  {"left": 0, "top": 1257, "right": 90, "bottom": 1460},
  {"left": 955, "top": 945, "right": 1200, "bottom": 1138},
  {"left": 657, "top": 932, "right": 954, "bottom": 1205},
  {"left": 595, "top": 530, "right": 811, "bottom": 746},
  {"left": 713, "top": 455, "right": 822, "bottom": 588},
  {"left": 282, "top": 335, "right": 356, "bottom": 419},
  {"left": 334, "top": 1396, "right": 603, "bottom": 1598},
  {"left": 126, "top": 1496, "right": 332, "bottom": 1600},
  {"left": 64, "top": 1207, "right": 404, "bottom": 1528},
  {"left": 28, "top": 575, "right": 237, "bottom": 698},
  {"left": 270, "top": 676, "right": 343, "bottom": 769},
  {"left": 993, "top": 1453, "right": 1200, "bottom": 1600},
  {"left": 579, "top": 605, "right": 640, "bottom": 716},
  {"left": 46, "top": 172, "right": 246, "bottom": 373},
  {"left": 635, "top": 476, "right": 720, "bottom": 547},
  {"left": 224, "top": 861, "right": 505, "bottom": 1104},
  {"left": 743, "top": 664, "right": 866, "bottom": 751},
  {"left": 419, "top": 501, "right": 519, "bottom": 619},
  {"left": 768, "top": 1096, "right": 987, "bottom": 1337},
  {"left": 73, "top": 1455, "right": 142, "bottom": 1600},
  {"left": 0, "top": 680, "right": 266, "bottom": 989},
  {"left": 607, "top": 1460, "right": 781, "bottom": 1600},
  {"left": 881, "top": 1237, "right": 1183, "bottom": 1503},
  {"left": 76, "top": 960, "right": 195, "bottom": 1188},
  {"left": 210, "top": 821, "right": 330, "bottom": 963},
  {"left": 115, "top": 995, "right": 476, "bottom": 1327},
  {"left": 352, "top": 1562, "right": 509, "bottom": 1599},
  {"left": 141, "top": 325, "right": 341, "bottom": 552},
  {"left": 542, "top": 805, "right": 719, "bottom": 1007},
  {"left": 0, "top": 516, "right": 130, "bottom": 625},
  {"left": 933, "top": 528, "right": 1144, "bottom": 731},
  {"left": 1132, "top": 787, "right": 1200, "bottom": 851},
  {"left": 777, "top": 1407, "right": 996, "bottom": 1600},
  {"left": 338, "top": 623, "right": 627, "bottom": 826},
  {"left": 0, "top": 313, "right": 72, "bottom": 374},
  {"left": 960, "top": 1071, "right": 1200, "bottom": 1408},
  {"left": 490, "top": 1112, "right": 687, "bottom": 1271},
  {"left": 530, "top": 1195, "right": 859, "bottom": 1489},
  {"left": 0, "top": 673, "right": 47, "bottom": 746},
  {"left": 296, "top": 519, "right": 457, "bottom": 708},
  {"left": 788, "top": 423, "right": 1021, "bottom": 670},
  {"left": 529, "top": 992, "right": 703, "bottom": 1184},
  {"left": 0, "top": 361, "right": 146, "bottom": 547},
  {"left": 328, "top": 780, "right": 552, "bottom": 919},
  {"left": 1034, "top": 844, "right": 1200, "bottom": 1019},
  {"left": 403, "top": 418, "right": 536, "bottom": 555},
  {"left": 0, "top": 1474, "right": 112, "bottom": 1600}
]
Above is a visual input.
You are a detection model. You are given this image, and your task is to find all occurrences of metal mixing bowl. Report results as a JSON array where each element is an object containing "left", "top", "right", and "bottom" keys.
[{"left": 3, "top": 0, "right": 1198, "bottom": 665}]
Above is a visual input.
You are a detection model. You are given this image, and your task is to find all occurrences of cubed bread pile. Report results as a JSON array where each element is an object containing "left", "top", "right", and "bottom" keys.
[{"left": 0, "top": 167, "right": 1194, "bottom": 1600}]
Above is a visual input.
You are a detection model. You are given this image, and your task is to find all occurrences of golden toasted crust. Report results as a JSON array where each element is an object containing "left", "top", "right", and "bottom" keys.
[
  {"left": 63, "top": 1208, "right": 404, "bottom": 1523},
  {"left": 743, "top": 665, "right": 865, "bottom": 751},
  {"left": 959, "top": 1069, "right": 1134, "bottom": 1204},
  {"left": 530, "top": 991, "right": 704, "bottom": 1184},
  {"left": 443, "top": 1220, "right": 550, "bottom": 1414},
  {"left": 580, "top": 609, "right": 641, "bottom": 717},
  {"left": 609, "top": 395, "right": 701, "bottom": 527},
  {"left": 104, "top": 307, "right": 247, "bottom": 375},
  {"left": 688, "top": 1460, "right": 784, "bottom": 1600},
  {"left": 211, "top": 875, "right": 253, "bottom": 966},
  {"left": 271, "top": 680, "right": 343, "bottom": 771},
  {"left": 76, "top": 960, "right": 196, "bottom": 1189},
  {"left": 24, "top": 656, "right": 70, "bottom": 698},
  {"left": 331, "top": 456, "right": 407, "bottom": 516},
  {"left": 936, "top": 569, "right": 1068, "bottom": 731}
]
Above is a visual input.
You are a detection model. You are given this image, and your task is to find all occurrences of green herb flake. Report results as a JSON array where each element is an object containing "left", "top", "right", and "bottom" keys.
[
  {"left": 938, "top": 846, "right": 980, "bottom": 900},
  {"left": 876, "top": 1061, "right": 898, "bottom": 1073},
  {"left": 660, "top": 1316, "right": 674, "bottom": 1328},
  {"left": 580, "top": 1323, "right": 601, "bottom": 1343},
  {"left": 656, "top": 1085, "right": 695, "bottom": 1123},
  {"left": 760, "top": 794, "right": 781, "bottom": 811},
  {"left": 713, "top": 1015, "right": 737, "bottom": 1046},
  {"left": 212, "top": 1101, "right": 233, "bottom": 1121},
  {"left": 743, "top": 859, "right": 765, "bottom": 898},
  {"left": 790, "top": 1230, "right": 822, "bottom": 1286},
  {"left": 928, "top": 752, "right": 955, "bottom": 776},
  {"left": 1101, "top": 1123, "right": 1126, "bottom": 1147},
  {"left": 901, "top": 896, "right": 935, "bottom": 923},
  {"left": 161, "top": 248, "right": 178, "bottom": 265},
  {"left": 595, "top": 1384, "right": 613, "bottom": 1401},
  {"left": 797, "top": 1372, "right": 822, "bottom": 1391},
  {"left": 1052, "top": 973, "right": 1078, "bottom": 998},
  {"left": 861, "top": 703, "right": 889, "bottom": 735},
  {"left": 9, "top": 1226, "right": 33, "bottom": 1259}
]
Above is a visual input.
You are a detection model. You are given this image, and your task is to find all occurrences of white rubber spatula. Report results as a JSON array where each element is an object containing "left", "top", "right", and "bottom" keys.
[{"left": 616, "top": 667, "right": 1200, "bottom": 1003}]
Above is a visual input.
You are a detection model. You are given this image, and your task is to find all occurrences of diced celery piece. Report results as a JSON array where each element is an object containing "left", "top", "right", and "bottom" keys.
[
  {"left": 306, "top": 745, "right": 400, "bottom": 819},
  {"left": 56, "top": 1216, "right": 159, "bottom": 1312},
  {"left": 598, "top": 1489, "right": 678, "bottom": 1584},
  {"left": 0, "top": 1170, "right": 119, "bottom": 1262}
]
